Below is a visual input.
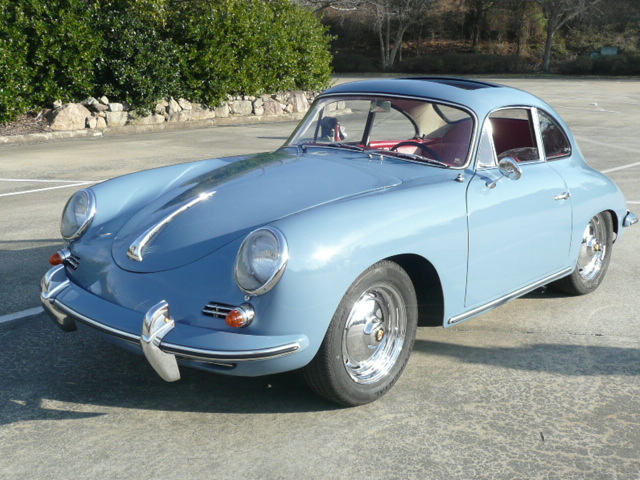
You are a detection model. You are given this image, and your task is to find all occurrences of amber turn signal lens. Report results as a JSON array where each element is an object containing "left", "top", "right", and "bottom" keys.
[
  {"left": 226, "top": 310, "right": 246, "bottom": 328},
  {"left": 49, "top": 252, "right": 64, "bottom": 266},
  {"left": 225, "top": 304, "right": 255, "bottom": 328}
]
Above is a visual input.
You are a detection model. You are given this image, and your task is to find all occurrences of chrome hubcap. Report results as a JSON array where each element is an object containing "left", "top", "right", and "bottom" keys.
[
  {"left": 577, "top": 216, "right": 607, "bottom": 281},
  {"left": 342, "top": 284, "right": 407, "bottom": 384}
]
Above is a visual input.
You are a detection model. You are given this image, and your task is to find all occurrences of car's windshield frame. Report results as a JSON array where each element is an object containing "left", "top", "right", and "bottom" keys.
[{"left": 285, "top": 93, "right": 477, "bottom": 169}]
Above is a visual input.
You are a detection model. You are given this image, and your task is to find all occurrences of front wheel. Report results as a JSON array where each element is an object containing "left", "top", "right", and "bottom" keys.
[
  {"left": 303, "top": 261, "right": 418, "bottom": 406},
  {"left": 551, "top": 211, "right": 613, "bottom": 295}
]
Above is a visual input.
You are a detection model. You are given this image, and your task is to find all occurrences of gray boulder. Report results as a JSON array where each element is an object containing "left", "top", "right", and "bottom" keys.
[{"left": 49, "top": 103, "right": 92, "bottom": 131}]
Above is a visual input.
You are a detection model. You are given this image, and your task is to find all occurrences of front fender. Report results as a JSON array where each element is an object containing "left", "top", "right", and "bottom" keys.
[{"left": 265, "top": 182, "right": 469, "bottom": 356}]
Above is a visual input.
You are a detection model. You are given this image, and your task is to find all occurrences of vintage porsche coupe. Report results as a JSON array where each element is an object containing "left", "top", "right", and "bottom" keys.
[{"left": 41, "top": 78, "right": 637, "bottom": 406}]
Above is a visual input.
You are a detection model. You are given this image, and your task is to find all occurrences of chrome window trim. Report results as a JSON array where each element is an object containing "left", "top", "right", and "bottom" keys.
[
  {"left": 287, "top": 92, "right": 479, "bottom": 170},
  {"left": 487, "top": 106, "right": 542, "bottom": 164},
  {"left": 536, "top": 108, "right": 573, "bottom": 161},
  {"left": 475, "top": 118, "right": 499, "bottom": 169},
  {"left": 531, "top": 107, "right": 545, "bottom": 161}
]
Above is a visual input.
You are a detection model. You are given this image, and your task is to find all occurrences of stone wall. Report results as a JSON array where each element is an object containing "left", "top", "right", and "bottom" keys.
[{"left": 45, "top": 91, "right": 317, "bottom": 132}]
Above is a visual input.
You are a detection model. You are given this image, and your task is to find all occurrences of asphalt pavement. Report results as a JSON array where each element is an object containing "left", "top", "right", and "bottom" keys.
[{"left": 0, "top": 77, "right": 639, "bottom": 480}]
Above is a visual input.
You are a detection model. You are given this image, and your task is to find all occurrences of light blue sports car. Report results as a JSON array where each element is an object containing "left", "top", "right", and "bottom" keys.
[{"left": 41, "top": 78, "right": 637, "bottom": 406}]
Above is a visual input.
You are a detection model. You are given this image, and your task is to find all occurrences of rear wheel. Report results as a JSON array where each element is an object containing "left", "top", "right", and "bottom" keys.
[
  {"left": 552, "top": 211, "right": 613, "bottom": 295},
  {"left": 303, "top": 261, "right": 418, "bottom": 406}
]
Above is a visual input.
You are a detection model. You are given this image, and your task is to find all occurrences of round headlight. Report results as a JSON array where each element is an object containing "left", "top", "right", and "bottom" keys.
[
  {"left": 235, "top": 227, "right": 288, "bottom": 296},
  {"left": 61, "top": 189, "right": 96, "bottom": 240}
]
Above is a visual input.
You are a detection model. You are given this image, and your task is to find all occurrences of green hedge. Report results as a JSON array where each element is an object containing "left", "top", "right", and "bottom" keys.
[
  {"left": 0, "top": 0, "right": 333, "bottom": 123},
  {"left": 395, "top": 53, "right": 527, "bottom": 75},
  {"left": 559, "top": 55, "right": 640, "bottom": 75}
]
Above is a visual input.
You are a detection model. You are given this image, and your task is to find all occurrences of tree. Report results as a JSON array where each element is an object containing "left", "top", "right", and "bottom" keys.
[
  {"left": 465, "top": 0, "right": 496, "bottom": 50},
  {"left": 534, "top": 0, "right": 602, "bottom": 71},
  {"left": 295, "top": 0, "right": 365, "bottom": 11},
  {"left": 369, "top": 0, "right": 435, "bottom": 69}
]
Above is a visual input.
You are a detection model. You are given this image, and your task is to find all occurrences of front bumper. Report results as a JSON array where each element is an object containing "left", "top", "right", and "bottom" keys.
[
  {"left": 41, "top": 265, "right": 307, "bottom": 380},
  {"left": 623, "top": 210, "right": 638, "bottom": 228}
]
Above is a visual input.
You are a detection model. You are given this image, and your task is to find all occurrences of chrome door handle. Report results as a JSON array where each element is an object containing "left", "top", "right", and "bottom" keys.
[{"left": 554, "top": 192, "right": 571, "bottom": 201}]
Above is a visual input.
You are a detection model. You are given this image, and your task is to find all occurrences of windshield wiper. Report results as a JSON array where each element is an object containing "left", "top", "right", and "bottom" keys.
[
  {"left": 325, "top": 142, "right": 365, "bottom": 152},
  {"left": 296, "top": 142, "right": 365, "bottom": 153},
  {"left": 370, "top": 149, "right": 450, "bottom": 168}
]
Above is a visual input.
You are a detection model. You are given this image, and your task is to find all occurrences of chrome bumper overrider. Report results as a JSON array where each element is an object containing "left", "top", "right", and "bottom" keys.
[
  {"left": 41, "top": 265, "right": 302, "bottom": 382},
  {"left": 623, "top": 210, "right": 638, "bottom": 228}
]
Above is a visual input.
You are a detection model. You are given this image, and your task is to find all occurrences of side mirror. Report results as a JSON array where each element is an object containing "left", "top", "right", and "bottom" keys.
[{"left": 486, "top": 157, "right": 522, "bottom": 189}]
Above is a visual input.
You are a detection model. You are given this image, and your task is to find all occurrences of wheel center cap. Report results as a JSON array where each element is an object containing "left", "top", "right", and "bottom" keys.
[{"left": 374, "top": 328, "right": 385, "bottom": 343}]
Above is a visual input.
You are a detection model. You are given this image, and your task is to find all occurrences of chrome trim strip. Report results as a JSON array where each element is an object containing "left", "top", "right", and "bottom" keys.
[
  {"left": 127, "top": 189, "right": 217, "bottom": 262},
  {"left": 48, "top": 297, "right": 301, "bottom": 363},
  {"left": 202, "top": 302, "right": 235, "bottom": 318},
  {"left": 66, "top": 253, "right": 81, "bottom": 270},
  {"left": 448, "top": 268, "right": 573, "bottom": 325},
  {"left": 52, "top": 299, "right": 141, "bottom": 342},
  {"left": 161, "top": 341, "right": 301, "bottom": 362},
  {"left": 299, "top": 92, "right": 479, "bottom": 170}
]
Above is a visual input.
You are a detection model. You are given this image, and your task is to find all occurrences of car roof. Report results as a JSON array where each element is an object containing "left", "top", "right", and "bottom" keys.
[{"left": 322, "top": 77, "right": 552, "bottom": 118}]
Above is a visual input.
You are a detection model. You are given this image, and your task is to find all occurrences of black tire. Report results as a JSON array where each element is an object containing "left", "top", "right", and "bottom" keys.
[
  {"left": 551, "top": 211, "right": 613, "bottom": 296},
  {"left": 303, "top": 260, "right": 418, "bottom": 406}
]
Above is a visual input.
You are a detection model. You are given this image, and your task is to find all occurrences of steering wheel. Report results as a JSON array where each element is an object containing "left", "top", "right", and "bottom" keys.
[{"left": 391, "top": 141, "right": 445, "bottom": 164}]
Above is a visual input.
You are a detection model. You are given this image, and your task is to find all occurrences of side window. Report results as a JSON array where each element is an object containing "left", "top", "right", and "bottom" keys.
[
  {"left": 538, "top": 110, "right": 572, "bottom": 159},
  {"left": 476, "top": 121, "right": 497, "bottom": 168},
  {"left": 489, "top": 108, "right": 539, "bottom": 162}
]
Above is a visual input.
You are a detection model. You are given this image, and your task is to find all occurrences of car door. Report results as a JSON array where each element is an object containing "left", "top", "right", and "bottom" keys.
[{"left": 465, "top": 107, "right": 572, "bottom": 307}]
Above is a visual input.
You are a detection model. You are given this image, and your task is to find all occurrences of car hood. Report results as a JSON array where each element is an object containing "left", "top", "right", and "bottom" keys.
[{"left": 111, "top": 149, "right": 402, "bottom": 272}]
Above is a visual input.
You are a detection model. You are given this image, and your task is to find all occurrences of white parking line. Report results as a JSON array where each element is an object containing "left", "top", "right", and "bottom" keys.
[
  {"left": 0, "top": 178, "right": 100, "bottom": 183},
  {"left": 577, "top": 136, "right": 639, "bottom": 154},
  {"left": 0, "top": 181, "right": 98, "bottom": 198},
  {"left": 601, "top": 161, "right": 640, "bottom": 174},
  {"left": 0, "top": 306, "right": 43, "bottom": 325}
]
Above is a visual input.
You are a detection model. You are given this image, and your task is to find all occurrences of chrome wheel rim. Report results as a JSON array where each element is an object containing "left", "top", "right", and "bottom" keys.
[
  {"left": 577, "top": 216, "right": 607, "bottom": 281},
  {"left": 342, "top": 284, "right": 407, "bottom": 385}
]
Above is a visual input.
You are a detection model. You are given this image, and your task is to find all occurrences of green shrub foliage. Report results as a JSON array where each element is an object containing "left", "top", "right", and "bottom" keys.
[
  {"left": 0, "top": 0, "right": 333, "bottom": 123},
  {"left": 173, "top": 0, "right": 332, "bottom": 107}
]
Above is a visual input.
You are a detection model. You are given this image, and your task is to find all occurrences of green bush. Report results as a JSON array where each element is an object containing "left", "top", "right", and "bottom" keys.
[
  {"left": 0, "top": 0, "right": 99, "bottom": 122},
  {"left": 0, "top": 0, "right": 333, "bottom": 123},
  {"left": 395, "top": 53, "right": 525, "bottom": 74},
  {"left": 173, "top": 0, "right": 332, "bottom": 107},
  {"left": 559, "top": 55, "right": 640, "bottom": 75},
  {"left": 96, "top": 1, "right": 183, "bottom": 114},
  {"left": 333, "top": 53, "right": 379, "bottom": 73},
  {"left": 0, "top": 1, "right": 32, "bottom": 121}
]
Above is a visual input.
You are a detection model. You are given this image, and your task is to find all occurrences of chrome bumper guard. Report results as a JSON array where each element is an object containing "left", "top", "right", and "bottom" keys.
[
  {"left": 41, "top": 266, "right": 301, "bottom": 382},
  {"left": 623, "top": 210, "right": 638, "bottom": 228}
]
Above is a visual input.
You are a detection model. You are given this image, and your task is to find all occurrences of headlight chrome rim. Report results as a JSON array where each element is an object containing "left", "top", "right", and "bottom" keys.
[
  {"left": 60, "top": 189, "right": 97, "bottom": 240},
  {"left": 235, "top": 226, "right": 289, "bottom": 296}
]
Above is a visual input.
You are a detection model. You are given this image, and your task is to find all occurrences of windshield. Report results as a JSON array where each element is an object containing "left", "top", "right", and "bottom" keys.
[{"left": 286, "top": 95, "right": 474, "bottom": 167}]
